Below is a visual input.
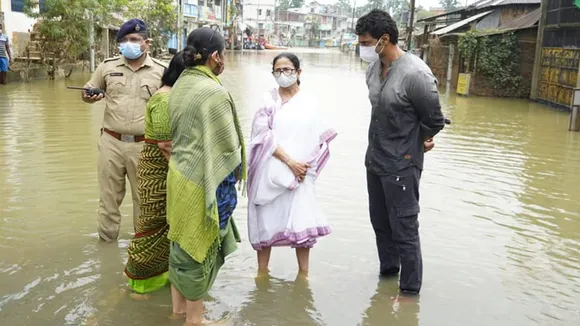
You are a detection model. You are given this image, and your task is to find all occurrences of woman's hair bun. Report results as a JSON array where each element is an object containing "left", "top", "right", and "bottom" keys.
[{"left": 183, "top": 45, "right": 198, "bottom": 67}]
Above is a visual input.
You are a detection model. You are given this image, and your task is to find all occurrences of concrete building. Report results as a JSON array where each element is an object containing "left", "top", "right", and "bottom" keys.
[
  {"left": 242, "top": 0, "right": 276, "bottom": 36},
  {"left": 0, "top": 0, "right": 40, "bottom": 56}
]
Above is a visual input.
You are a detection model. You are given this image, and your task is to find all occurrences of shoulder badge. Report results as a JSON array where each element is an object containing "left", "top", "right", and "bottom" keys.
[
  {"left": 151, "top": 57, "right": 168, "bottom": 68},
  {"left": 104, "top": 56, "right": 121, "bottom": 63}
]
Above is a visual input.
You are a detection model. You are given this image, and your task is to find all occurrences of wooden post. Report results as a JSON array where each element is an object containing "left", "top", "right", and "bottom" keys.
[
  {"left": 530, "top": 0, "right": 547, "bottom": 100},
  {"left": 446, "top": 44, "right": 454, "bottom": 95},
  {"left": 406, "top": 0, "right": 416, "bottom": 51}
]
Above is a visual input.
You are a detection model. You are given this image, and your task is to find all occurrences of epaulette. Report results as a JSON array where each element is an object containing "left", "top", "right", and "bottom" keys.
[
  {"left": 151, "top": 57, "right": 168, "bottom": 68},
  {"left": 104, "top": 56, "right": 121, "bottom": 63}
]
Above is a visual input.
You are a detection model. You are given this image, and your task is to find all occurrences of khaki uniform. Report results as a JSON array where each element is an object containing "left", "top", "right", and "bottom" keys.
[{"left": 85, "top": 54, "right": 167, "bottom": 241}]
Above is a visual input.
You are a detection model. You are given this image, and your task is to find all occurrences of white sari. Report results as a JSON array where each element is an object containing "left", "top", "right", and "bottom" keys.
[{"left": 247, "top": 88, "right": 337, "bottom": 250}]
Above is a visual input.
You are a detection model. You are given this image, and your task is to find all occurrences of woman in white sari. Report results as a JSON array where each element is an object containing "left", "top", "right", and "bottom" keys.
[{"left": 247, "top": 53, "right": 337, "bottom": 274}]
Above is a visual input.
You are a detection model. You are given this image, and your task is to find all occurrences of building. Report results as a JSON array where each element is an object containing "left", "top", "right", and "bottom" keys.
[
  {"left": 242, "top": 0, "right": 276, "bottom": 37},
  {"left": 0, "top": 0, "right": 40, "bottom": 56},
  {"left": 417, "top": 0, "right": 541, "bottom": 96},
  {"left": 530, "top": 0, "right": 580, "bottom": 109},
  {"left": 169, "top": 0, "right": 229, "bottom": 50}
]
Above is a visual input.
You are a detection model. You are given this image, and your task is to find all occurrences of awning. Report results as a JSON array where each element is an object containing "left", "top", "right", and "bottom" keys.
[{"left": 432, "top": 10, "right": 493, "bottom": 36}]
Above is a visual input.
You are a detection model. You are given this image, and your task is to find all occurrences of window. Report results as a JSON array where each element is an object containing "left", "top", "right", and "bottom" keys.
[
  {"left": 266, "top": 9, "right": 271, "bottom": 17},
  {"left": 11, "top": 0, "right": 25, "bottom": 12},
  {"left": 39, "top": 0, "right": 46, "bottom": 13}
]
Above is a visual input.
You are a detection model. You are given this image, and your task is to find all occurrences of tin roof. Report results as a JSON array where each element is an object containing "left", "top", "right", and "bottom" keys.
[
  {"left": 471, "top": 0, "right": 540, "bottom": 8},
  {"left": 432, "top": 10, "right": 493, "bottom": 36},
  {"left": 418, "top": 0, "right": 540, "bottom": 22}
]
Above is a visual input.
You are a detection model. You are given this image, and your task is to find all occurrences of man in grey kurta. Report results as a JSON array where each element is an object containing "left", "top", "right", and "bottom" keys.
[{"left": 356, "top": 9, "right": 446, "bottom": 294}]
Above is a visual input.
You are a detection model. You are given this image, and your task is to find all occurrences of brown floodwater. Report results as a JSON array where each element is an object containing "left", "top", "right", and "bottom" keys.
[{"left": 1, "top": 49, "right": 579, "bottom": 326}]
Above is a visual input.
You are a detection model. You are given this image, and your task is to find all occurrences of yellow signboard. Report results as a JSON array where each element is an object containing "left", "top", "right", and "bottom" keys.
[{"left": 457, "top": 73, "right": 471, "bottom": 95}]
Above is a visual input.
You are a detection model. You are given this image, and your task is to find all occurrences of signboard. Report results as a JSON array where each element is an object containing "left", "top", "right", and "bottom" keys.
[{"left": 457, "top": 73, "right": 471, "bottom": 96}]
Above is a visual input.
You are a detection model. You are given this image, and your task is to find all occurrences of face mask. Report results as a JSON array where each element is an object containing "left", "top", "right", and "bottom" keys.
[
  {"left": 119, "top": 42, "right": 143, "bottom": 60},
  {"left": 275, "top": 74, "right": 298, "bottom": 88},
  {"left": 359, "top": 45, "right": 380, "bottom": 63}
]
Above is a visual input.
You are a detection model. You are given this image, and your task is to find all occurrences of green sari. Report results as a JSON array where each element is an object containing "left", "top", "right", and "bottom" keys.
[
  {"left": 125, "top": 92, "right": 171, "bottom": 293},
  {"left": 167, "top": 66, "right": 247, "bottom": 301}
]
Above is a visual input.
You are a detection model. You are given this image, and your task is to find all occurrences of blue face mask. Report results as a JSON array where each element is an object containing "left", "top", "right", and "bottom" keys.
[{"left": 119, "top": 42, "right": 143, "bottom": 60}]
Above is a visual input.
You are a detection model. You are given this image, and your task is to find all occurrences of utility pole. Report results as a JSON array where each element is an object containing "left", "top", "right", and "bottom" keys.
[
  {"left": 406, "top": 0, "right": 415, "bottom": 51},
  {"left": 351, "top": 0, "right": 356, "bottom": 33},
  {"left": 177, "top": 0, "right": 184, "bottom": 51}
]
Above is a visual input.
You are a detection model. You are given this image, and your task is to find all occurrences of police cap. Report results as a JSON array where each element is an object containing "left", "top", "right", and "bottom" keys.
[{"left": 116, "top": 19, "right": 148, "bottom": 42}]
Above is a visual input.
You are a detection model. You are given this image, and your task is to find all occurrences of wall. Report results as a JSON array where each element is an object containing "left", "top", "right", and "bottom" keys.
[
  {"left": 1, "top": 0, "right": 37, "bottom": 56},
  {"left": 470, "top": 28, "right": 537, "bottom": 97},
  {"left": 498, "top": 5, "right": 539, "bottom": 26},
  {"left": 534, "top": 0, "right": 580, "bottom": 109}
]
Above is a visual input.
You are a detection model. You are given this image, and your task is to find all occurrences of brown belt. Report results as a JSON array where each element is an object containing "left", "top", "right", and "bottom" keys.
[
  {"left": 102, "top": 128, "right": 145, "bottom": 143},
  {"left": 144, "top": 138, "right": 171, "bottom": 144}
]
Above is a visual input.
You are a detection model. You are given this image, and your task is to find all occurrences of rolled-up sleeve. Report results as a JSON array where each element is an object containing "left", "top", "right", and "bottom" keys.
[{"left": 407, "top": 70, "right": 445, "bottom": 139}]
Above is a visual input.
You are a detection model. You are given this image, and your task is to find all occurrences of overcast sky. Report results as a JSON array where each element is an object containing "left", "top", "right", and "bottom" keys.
[{"left": 316, "top": 0, "right": 478, "bottom": 10}]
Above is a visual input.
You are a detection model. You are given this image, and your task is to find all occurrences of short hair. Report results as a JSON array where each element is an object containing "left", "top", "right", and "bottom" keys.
[
  {"left": 355, "top": 9, "right": 399, "bottom": 45},
  {"left": 161, "top": 51, "right": 186, "bottom": 87},
  {"left": 272, "top": 52, "right": 302, "bottom": 85}
]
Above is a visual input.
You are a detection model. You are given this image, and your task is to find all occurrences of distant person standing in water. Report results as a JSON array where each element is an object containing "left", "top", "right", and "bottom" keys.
[
  {"left": 356, "top": 9, "right": 446, "bottom": 294},
  {"left": 81, "top": 19, "right": 166, "bottom": 241},
  {"left": 0, "top": 23, "right": 12, "bottom": 85}
]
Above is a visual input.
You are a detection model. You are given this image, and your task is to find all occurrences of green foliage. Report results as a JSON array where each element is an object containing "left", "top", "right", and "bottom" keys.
[
  {"left": 277, "top": 0, "right": 305, "bottom": 12},
  {"left": 125, "top": 0, "right": 177, "bottom": 57},
  {"left": 439, "top": 0, "right": 459, "bottom": 11},
  {"left": 24, "top": 0, "right": 176, "bottom": 63},
  {"left": 458, "top": 30, "right": 525, "bottom": 97}
]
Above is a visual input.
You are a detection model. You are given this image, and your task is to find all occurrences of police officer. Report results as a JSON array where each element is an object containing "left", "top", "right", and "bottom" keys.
[{"left": 82, "top": 19, "right": 167, "bottom": 241}]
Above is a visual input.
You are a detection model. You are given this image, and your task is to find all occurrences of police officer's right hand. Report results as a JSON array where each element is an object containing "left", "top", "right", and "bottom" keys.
[{"left": 83, "top": 91, "right": 104, "bottom": 103}]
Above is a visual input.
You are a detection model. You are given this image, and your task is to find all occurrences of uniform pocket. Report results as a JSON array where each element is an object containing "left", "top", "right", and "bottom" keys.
[
  {"left": 105, "top": 76, "right": 127, "bottom": 95},
  {"left": 140, "top": 79, "right": 160, "bottom": 101}
]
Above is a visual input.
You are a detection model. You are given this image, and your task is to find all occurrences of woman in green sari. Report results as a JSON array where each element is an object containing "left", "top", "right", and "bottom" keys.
[
  {"left": 124, "top": 52, "right": 186, "bottom": 296},
  {"left": 167, "top": 28, "right": 246, "bottom": 325}
]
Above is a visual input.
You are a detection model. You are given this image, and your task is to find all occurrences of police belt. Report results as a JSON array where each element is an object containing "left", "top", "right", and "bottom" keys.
[{"left": 102, "top": 128, "right": 145, "bottom": 143}]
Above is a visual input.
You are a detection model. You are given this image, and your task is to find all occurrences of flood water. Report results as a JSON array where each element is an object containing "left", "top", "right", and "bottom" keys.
[{"left": 1, "top": 49, "right": 579, "bottom": 326}]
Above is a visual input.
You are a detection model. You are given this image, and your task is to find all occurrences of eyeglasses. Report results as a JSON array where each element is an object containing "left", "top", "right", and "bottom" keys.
[{"left": 272, "top": 68, "right": 296, "bottom": 77}]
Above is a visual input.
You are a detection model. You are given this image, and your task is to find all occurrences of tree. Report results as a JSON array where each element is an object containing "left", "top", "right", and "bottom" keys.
[
  {"left": 439, "top": 0, "right": 459, "bottom": 12},
  {"left": 124, "top": 0, "right": 177, "bottom": 57},
  {"left": 277, "top": 0, "right": 304, "bottom": 12},
  {"left": 24, "top": 0, "right": 126, "bottom": 77}
]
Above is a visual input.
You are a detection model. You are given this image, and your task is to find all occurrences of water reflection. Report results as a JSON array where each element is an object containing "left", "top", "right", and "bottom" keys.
[
  {"left": 1, "top": 49, "right": 579, "bottom": 326},
  {"left": 359, "top": 279, "right": 419, "bottom": 326},
  {"left": 236, "top": 274, "right": 323, "bottom": 326}
]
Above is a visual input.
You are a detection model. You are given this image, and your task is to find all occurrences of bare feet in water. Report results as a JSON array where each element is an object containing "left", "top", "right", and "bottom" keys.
[{"left": 130, "top": 292, "right": 151, "bottom": 301}]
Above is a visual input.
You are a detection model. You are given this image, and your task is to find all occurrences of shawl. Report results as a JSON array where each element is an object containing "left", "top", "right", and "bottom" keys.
[
  {"left": 247, "top": 88, "right": 337, "bottom": 246},
  {"left": 166, "top": 65, "right": 247, "bottom": 264}
]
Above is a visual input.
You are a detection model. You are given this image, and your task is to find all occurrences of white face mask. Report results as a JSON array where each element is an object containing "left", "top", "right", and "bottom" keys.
[
  {"left": 275, "top": 73, "right": 298, "bottom": 88},
  {"left": 359, "top": 42, "right": 383, "bottom": 63},
  {"left": 359, "top": 45, "right": 380, "bottom": 63}
]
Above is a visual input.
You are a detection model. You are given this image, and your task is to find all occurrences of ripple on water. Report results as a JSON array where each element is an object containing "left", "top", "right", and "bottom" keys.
[{"left": 0, "top": 51, "right": 580, "bottom": 326}]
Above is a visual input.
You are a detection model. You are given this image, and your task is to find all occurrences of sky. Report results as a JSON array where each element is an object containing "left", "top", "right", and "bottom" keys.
[{"left": 315, "top": 0, "right": 478, "bottom": 10}]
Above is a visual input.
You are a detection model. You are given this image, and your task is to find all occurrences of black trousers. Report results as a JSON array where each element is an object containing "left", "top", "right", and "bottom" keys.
[{"left": 366, "top": 167, "right": 423, "bottom": 293}]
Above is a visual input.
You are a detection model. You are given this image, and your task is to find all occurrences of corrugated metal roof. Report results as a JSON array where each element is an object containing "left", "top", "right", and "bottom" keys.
[
  {"left": 471, "top": 0, "right": 540, "bottom": 8},
  {"left": 418, "top": 0, "right": 539, "bottom": 22},
  {"left": 432, "top": 10, "right": 493, "bottom": 36},
  {"left": 498, "top": 7, "right": 541, "bottom": 29}
]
